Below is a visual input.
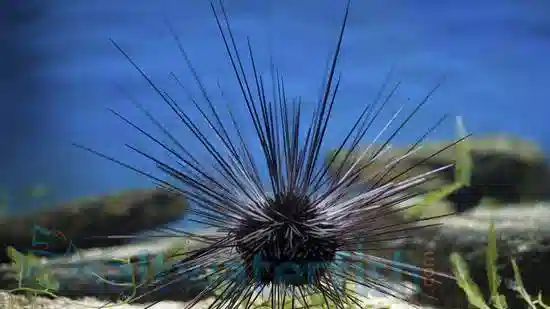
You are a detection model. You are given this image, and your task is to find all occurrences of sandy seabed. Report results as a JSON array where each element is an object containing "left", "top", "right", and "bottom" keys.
[{"left": 0, "top": 291, "right": 435, "bottom": 309}]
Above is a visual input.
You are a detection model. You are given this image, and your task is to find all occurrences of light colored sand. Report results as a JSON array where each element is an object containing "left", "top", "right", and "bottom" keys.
[{"left": 0, "top": 291, "right": 435, "bottom": 309}]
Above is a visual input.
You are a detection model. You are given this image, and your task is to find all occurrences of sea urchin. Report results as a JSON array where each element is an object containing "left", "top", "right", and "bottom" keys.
[{"left": 75, "top": 0, "right": 463, "bottom": 308}]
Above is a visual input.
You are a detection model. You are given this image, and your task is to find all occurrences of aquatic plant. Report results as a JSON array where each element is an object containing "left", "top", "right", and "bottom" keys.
[
  {"left": 5, "top": 243, "right": 141, "bottom": 308},
  {"left": 450, "top": 221, "right": 549, "bottom": 309},
  {"left": 71, "top": 0, "right": 473, "bottom": 308}
]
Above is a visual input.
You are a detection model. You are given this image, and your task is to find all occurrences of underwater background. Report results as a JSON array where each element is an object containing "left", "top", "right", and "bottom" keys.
[
  {"left": 1, "top": 2, "right": 550, "bottom": 308},
  {"left": 1, "top": 0, "right": 549, "bottom": 220}
]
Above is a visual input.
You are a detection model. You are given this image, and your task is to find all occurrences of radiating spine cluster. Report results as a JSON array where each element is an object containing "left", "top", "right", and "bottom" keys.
[{"left": 74, "top": 0, "right": 466, "bottom": 308}]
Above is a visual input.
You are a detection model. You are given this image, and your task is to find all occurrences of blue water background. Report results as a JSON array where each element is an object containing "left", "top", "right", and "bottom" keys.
[{"left": 2, "top": 0, "right": 549, "bottom": 230}]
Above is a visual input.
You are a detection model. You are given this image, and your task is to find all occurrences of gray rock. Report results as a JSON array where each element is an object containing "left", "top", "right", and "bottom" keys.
[
  {"left": 326, "top": 134, "right": 550, "bottom": 214},
  {"left": 0, "top": 230, "right": 223, "bottom": 303},
  {"left": 396, "top": 204, "right": 550, "bottom": 309},
  {"left": 0, "top": 188, "right": 189, "bottom": 264}
]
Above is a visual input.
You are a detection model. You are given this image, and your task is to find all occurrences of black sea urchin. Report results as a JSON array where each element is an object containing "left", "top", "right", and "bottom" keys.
[{"left": 75, "top": 0, "right": 463, "bottom": 308}]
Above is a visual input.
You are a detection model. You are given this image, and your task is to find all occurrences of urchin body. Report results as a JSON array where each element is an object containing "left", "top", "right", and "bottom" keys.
[{"left": 235, "top": 191, "right": 339, "bottom": 286}]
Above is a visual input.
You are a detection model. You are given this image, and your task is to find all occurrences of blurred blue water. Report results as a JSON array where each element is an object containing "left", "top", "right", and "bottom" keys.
[{"left": 3, "top": 0, "right": 549, "bottom": 226}]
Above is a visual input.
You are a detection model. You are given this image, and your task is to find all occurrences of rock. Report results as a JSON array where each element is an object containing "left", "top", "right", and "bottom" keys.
[
  {"left": 326, "top": 134, "right": 550, "bottom": 213},
  {"left": 3, "top": 196, "right": 548, "bottom": 309},
  {"left": 0, "top": 290, "right": 435, "bottom": 309},
  {"left": 0, "top": 290, "right": 210, "bottom": 309},
  {"left": 0, "top": 229, "right": 222, "bottom": 303},
  {"left": 0, "top": 188, "right": 188, "bottom": 263},
  {"left": 393, "top": 203, "right": 550, "bottom": 309}
]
